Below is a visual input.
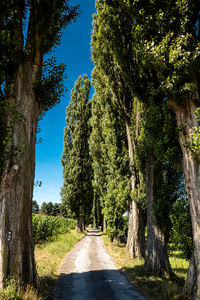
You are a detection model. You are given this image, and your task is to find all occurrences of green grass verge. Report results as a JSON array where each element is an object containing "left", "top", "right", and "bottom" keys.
[
  {"left": 36, "top": 230, "right": 85, "bottom": 299},
  {"left": 0, "top": 230, "right": 84, "bottom": 300},
  {"left": 102, "top": 235, "right": 190, "bottom": 300}
]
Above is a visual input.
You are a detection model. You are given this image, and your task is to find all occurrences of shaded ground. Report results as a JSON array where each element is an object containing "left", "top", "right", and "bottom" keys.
[{"left": 52, "top": 229, "right": 147, "bottom": 300}]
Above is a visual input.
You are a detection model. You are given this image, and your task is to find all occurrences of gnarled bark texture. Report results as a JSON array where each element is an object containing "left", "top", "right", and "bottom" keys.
[
  {"left": 169, "top": 99, "right": 200, "bottom": 299},
  {"left": 145, "top": 156, "right": 172, "bottom": 277},
  {"left": 0, "top": 63, "right": 40, "bottom": 287},
  {"left": 125, "top": 121, "right": 145, "bottom": 258}
]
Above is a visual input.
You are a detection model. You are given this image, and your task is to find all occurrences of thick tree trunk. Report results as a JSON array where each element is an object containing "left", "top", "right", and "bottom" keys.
[
  {"left": 184, "top": 254, "right": 196, "bottom": 298},
  {"left": 169, "top": 99, "right": 200, "bottom": 299},
  {"left": 145, "top": 156, "right": 172, "bottom": 277},
  {"left": 126, "top": 199, "right": 145, "bottom": 258},
  {"left": 0, "top": 63, "right": 39, "bottom": 287},
  {"left": 125, "top": 121, "right": 145, "bottom": 258},
  {"left": 77, "top": 215, "right": 85, "bottom": 233}
]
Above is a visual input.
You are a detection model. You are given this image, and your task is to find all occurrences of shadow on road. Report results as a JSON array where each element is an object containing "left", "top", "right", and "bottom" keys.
[
  {"left": 85, "top": 229, "right": 103, "bottom": 237},
  {"left": 51, "top": 269, "right": 147, "bottom": 300}
]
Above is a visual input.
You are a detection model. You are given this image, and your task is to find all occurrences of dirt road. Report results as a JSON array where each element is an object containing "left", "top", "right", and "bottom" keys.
[{"left": 52, "top": 229, "right": 147, "bottom": 300}]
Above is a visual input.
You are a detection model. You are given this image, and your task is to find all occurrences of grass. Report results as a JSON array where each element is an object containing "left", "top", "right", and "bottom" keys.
[
  {"left": 0, "top": 230, "right": 84, "bottom": 300},
  {"left": 102, "top": 235, "right": 190, "bottom": 300},
  {"left": 35, "top": 230, "right": 85, "bottom": 299},
  {"left": 169, "top": 251, "right": 189, "bottom": 280}
]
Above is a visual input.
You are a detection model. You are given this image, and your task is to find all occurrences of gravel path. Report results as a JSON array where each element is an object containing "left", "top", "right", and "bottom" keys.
[{"left": 52, "top": 229, "right": 147, "bottom": 300}]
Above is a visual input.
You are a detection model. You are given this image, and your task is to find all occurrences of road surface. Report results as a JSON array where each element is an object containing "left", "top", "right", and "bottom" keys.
[{"left": 52, "top": 229, "right": 147, "bottom": 300}]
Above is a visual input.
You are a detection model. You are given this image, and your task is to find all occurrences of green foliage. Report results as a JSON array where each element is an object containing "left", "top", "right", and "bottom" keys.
[
  {"left": 104, "top": 179, "right": 129, "bottom": 240},
  {"left": 0, "top": 0, "right": 79, "bottom": 179},
  {"left": 61, "top": 75, "right": 93, "bottom": 223},
  {"left": 32, "top": 214, "right": 76, "bottom": 243},
  {"left": 32, "top": 200, "right": 39, "bottom": 213},
  {"left": 91, "top": 0, "right": 186, "bottom": 251},
  {"left": 40, "top": 202, "right": 53, "bottom": 215},
  {"left": 0, "top": 278, "right": 22, "bottom": 300},
  {"left": 34, "top": 57, "right": 66, "bottom": 115},
  {"left": 180, "top": 108, "right": 200, "bottom": 160},
  {"left": 170, "top": 197, "right": 193, "bottom": 260},
  {"left": 89, "top": 71, "right": 130, "bottom": 239},
  {"left": 26, "top": 0, "right": 79, "bottom": 56}
]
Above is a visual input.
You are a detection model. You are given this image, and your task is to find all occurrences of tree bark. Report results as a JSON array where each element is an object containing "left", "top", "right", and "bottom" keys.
[
  {"left": 103, "top": 214, "right": 107, "bottom": 233},
  {"left": 145, "top": 155, "right": 172, "bottom": 277},
  {"left": 168, "top": 99, "right": 200, "bottom": 299},
  {"left": 125, "top": 121, "right": 145, "bottom": 258},
  {"left": 126, "top": 199, "right": 146, "bottom": 258},
  {"left": 0, "top": 63, "right": 40, "bottom": 287},
  {"left": 77, "top": 215, "right": 85, "bottom": 233}
]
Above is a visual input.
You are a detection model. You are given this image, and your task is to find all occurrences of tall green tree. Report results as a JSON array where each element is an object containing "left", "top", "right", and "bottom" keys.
[
  {"left": 147, "top": 2, "right": 200, "bottom": 296},
  {"left": 61, "top": 75, "right": 93, "bottom": 232},
  {"left": 90, "top": 70, "right": 130, "bottom": 241},
  {"left": 0, "top": 0, "right": 79, "bottom": 287},
  {"left": 92, "top": 0, "right": 184, "bottom": 277},
  {"left": 92, "top": 1, "right": 146, "bottom": 259},
  {"left": 121, "top": 0, "right": 200, "bottom": 296}
]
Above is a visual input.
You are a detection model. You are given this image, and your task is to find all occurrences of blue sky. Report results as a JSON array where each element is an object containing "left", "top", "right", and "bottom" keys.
[{"left": 33, "top": 0, "right": 96, "bottom": 207}]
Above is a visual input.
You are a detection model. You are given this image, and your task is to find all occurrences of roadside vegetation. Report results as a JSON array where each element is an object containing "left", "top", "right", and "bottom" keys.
[
  {"left": 0, "top": 215, "right": 83, "bottom": 300},
  {"left": 32, "top": 214, "right": 76, "bottom": 243},
  {"left": 102, "top": 235, "right": 190, "bottom": 300},
  {"left": 35, "top": 230, "right": 84, "bottom": 299}
]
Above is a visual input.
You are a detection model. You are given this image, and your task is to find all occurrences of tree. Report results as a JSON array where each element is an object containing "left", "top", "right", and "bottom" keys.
[
  {"left": 92, "top": 1, "right": 146, "bottom": 258},
  {"left": 61, "top": 75, "right": 93, "bottom": 232},
  {"left": 0, "top": 0, "right": 79, "bottom": 287},
  {"left": 53, "top": 203, "right": 61, "bottom": 216},
  {"left": 92, "top": 0, "right": 186, "bottom": 277},
  {"left": 89, "top": 74, "right": 130, "bottom": 241},
  {"left": 140, "top": 103, "right": 183, "bottom": 277},
  {"left": 32, "top": 200, "right": 39, "bottom": 213},
  {"left": 40, "top": 202, "right": 48, "bottom": 215},
  {"left": 129, "top": 0, "right": 200, "bottom": 296},
  {"left": 170, "top": 194, "right": 192, "bottom": 261},
  {"left": 40, "top": 201, "right": 55, "bottom": 215}
]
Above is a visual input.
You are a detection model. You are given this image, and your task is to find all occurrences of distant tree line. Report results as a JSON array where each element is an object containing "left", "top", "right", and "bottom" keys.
[{"left": 32, "top": 200, "right": 73, "bottom": 218}]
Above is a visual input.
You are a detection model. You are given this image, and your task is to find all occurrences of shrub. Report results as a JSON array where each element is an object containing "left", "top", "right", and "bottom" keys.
[{"left": 32, "top": 214, "right": 76, "bottom": 243}]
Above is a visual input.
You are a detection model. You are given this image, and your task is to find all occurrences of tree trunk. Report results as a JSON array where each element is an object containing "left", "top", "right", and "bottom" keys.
[
  {"left": 184, "top": 254, "right": 196, "bottom": 299},
  {"left": 145, "top": 156, "right": 172, "bottom": 277},
  {"left": 103, "top": 214, "right": 107, "bottom": 233},
  {"left": 0, "top": 63, "right": 39, "bottom": 287},
  {"left": 125, "top": 121, "right": 145, "bottom": 258},
  {"left": 126, "top": 199, "right": 146, "bottom": 258},
  {"left": 77, "top": 215, "right": 85, "bottom": 233},
  {"left": 168, "top": 99, "right": 200, "bottom": 299}
]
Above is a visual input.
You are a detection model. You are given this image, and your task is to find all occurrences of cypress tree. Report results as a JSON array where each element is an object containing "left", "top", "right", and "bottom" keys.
[
  {"left": 61, "top": 75, "right": 93, "bottom": 232},
  {"left": 90, "top": 70, "right": 130, "bottom": 241}
]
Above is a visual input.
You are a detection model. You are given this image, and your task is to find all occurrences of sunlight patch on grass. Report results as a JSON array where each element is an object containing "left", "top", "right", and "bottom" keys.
[
  {"left": 169, "top": 251, "right": 189, "bottom": 280},
  {"left": 102, "top": 235, "right": 190, "bottom": 300}
]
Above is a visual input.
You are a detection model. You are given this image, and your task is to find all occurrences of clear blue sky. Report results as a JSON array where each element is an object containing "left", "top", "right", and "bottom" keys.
[{"left": 33, "top": 0, "right": 96, "bottom": 207}]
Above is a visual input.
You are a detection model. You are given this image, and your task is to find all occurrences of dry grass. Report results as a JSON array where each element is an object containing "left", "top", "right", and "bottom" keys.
[
  {"left": 0, "top": 230, "right": 84, "bottom": 300},
  {"left": 35, "top": 230, "right": 85, "bottom": 299},
  {"left": 102, "top": 235, "right": 190, "bottom": 300}
]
